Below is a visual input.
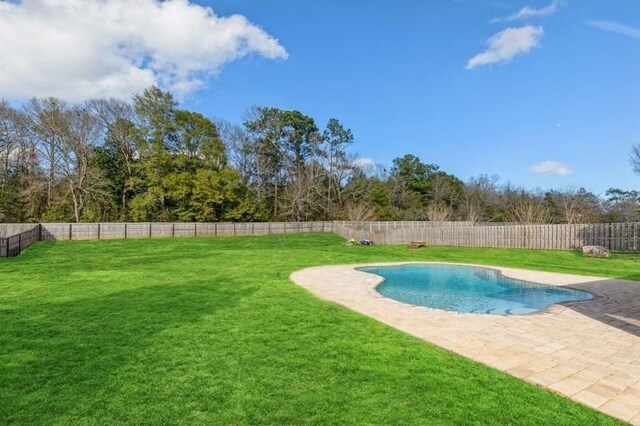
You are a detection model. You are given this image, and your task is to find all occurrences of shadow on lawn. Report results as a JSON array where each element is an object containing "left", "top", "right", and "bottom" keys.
[
  {"left": 0, "top": 279, "right": 254, "bottom": 423},
  {"left": 563, "top": 278, "right": 640, "bottom": 338}
]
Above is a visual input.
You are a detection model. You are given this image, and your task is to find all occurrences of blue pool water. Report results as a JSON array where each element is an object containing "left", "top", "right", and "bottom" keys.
[{"left": 358, "top": 264, "right": 592, "bottom": 315}]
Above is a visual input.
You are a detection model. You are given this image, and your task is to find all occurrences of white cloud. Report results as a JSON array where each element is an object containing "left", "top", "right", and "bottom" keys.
[
  {"left": 0, "top": 0, "right": 288, "bottom": 101},
  {"left": 352, "top": 157, "right": 376, "bottom": 171},
  {"left": 588, "top": 20, "right": 640, "bottom": 40},
  {"left": 531, "top": 161, "right": 573, "bottom": 176},
  {"left": 466, "top": 26, "right": 544, "bottom": 70},
  {"left": 492, "top": 1, "right": 560, "bottom": 23}
]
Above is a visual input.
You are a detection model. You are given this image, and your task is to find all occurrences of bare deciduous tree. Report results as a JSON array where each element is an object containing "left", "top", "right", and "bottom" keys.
[
  {"left": 320, "top": 118, "right": 354, "bottom": 218},
  {"left": 462, "top": 174, "right": 500, "bottom": 223},
  {"left": 59, "top": 107, "right": 111, "bottom": 222},
  {"left": 280, "top": 162, "right": 325, "bottom": 221},
  {"left": 425, "top": 203, "right": 452, "bottom": 221},
  {"left": 87, "top": 99, "right": 137, "bottom": 217},
  {"left": 216, "top": 118, "right": 256, "bottom": 186},
  {"left": 507, "top": 199, "right": 552, "bottom": 224},
  {"left": 0, "top": 101, "right": 19, "bottom": 187},
  {"left": 345, "top": 201, "right": 375, "bottom": 222},
  {"left": 25, "top": 97, "right": 69, "bottom": 207},
  {"left": 549, "top": 187, "right": 602, "bottom": 224}
]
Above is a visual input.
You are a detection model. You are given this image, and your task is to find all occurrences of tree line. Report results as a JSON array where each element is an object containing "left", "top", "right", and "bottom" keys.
[{"left": 0, "top": 86, "right": 638, "bottom": 223}]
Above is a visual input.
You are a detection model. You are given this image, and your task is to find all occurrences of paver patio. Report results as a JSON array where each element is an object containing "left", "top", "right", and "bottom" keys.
[{"left": 291, "top": 263, "right": 640, "bottom": 424}]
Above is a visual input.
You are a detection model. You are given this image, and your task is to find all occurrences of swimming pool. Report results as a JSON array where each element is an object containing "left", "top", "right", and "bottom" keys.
[{"left": 357, "top": 264, "right": 593, "bottom": 315}]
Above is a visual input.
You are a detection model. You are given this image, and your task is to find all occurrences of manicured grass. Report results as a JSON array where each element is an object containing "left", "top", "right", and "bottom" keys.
[{"left": 1, "top": 233, "right": 635, "bottom": 425}]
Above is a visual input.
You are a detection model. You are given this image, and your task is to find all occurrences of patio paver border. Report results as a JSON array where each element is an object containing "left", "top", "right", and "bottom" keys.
[{"left": 291, "top": 262, "right": 640, "bottom": 424}]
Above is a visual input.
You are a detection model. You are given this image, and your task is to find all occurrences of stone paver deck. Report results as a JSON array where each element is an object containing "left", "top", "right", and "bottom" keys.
[{"left": 291, "top": 263, "right": 640, "bottom": 424}]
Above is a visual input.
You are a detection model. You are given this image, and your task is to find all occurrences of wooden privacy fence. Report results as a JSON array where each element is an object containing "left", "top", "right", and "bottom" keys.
[
  {"left": 0, "top": 223, "right": 39, "bottom": 238},
  {"left": 38, "top": 221, "right": 333, "bottom": 241},
  {"left": 334, "top": 221, "right": 640, "bottom": 252},
  {"left": 332, "top": 220, "right": 475, "bottom": 231},
  {"left": 0, "top": 221, "right": 334, "bottom": 258},
  {"left": 0, "top": 225, "right": 40, "bottom": 258},
  {"left": 3, "top": 220, "right": 640, "bottom": 257}
]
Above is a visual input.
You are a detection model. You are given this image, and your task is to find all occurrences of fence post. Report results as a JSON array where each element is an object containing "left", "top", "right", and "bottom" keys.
[
  {"left": 5, "top": 237, "right": 8, "bottom": 258},
  {"left": 17, "top": 221, "right": 640, "bottom": 252}
]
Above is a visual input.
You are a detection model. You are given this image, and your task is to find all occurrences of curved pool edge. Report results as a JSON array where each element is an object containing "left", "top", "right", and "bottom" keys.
[
  {"left": 356, "top": 263, "right": 598, "bottom": 316},
  {"left": 291, "top": 261, "right": 607, "bottom": 318},
  {"left": 289, "top": 263, "right": 640, "bottom": 423}
]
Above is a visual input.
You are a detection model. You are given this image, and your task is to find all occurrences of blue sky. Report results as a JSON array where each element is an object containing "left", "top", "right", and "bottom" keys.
[
  {"left": 1, "top": 0, "right": 639, "bottom": 195},
  {"left": 186, "top": 0, "right": 640, "bottom": 195}
]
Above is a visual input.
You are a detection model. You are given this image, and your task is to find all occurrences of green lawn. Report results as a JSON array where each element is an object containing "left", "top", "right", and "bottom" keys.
[{"left": 1, "top": 233, "right": 637, "bottom": 425}]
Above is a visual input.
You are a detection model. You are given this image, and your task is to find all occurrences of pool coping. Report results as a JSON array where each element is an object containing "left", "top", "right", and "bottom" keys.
[
  {"left": 354, "top": 262, "right": 606, "bottom": 317},
  {"left": 290, "top": 262, "right": 640, "bottom": 424}
]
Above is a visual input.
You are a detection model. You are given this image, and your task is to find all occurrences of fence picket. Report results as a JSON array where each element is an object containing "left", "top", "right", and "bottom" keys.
[
  {"left": 3, "top": 221, "right": 640, "bottom": 258},
  {"left": 328, "top": 221, "right": 639, "bottom": 252}
]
